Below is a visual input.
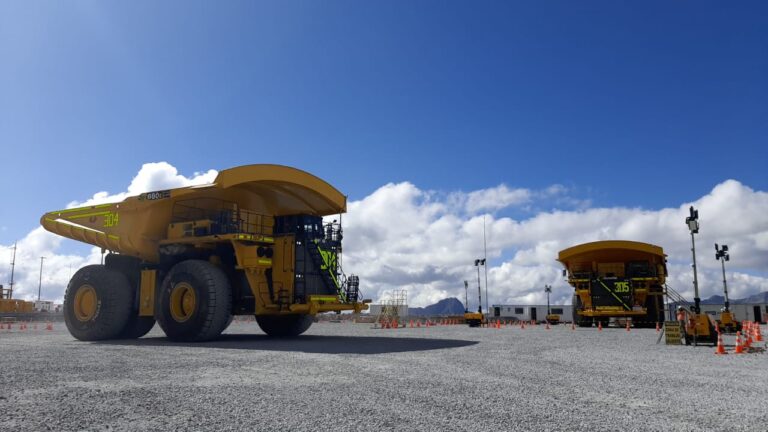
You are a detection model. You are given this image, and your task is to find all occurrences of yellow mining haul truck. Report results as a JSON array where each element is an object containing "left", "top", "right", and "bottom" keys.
[
  {"left": 41, "top": 164, "right": 368, "bottom": 342},
  {"left": 558, "top": 240, "right": 667, "bottom": 328}
]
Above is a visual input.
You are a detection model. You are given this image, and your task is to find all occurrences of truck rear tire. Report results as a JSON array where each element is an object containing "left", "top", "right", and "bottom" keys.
[
  {"left": 573, "top": 295, "right": 592, "bottom": 327},
  {"left": 156, "top": 260, "right": 232, "bottom": 342},
  {"left": 64, "top": 265, "right": 133, "bottom": 341},
  {"left": 256, "top": 314, "right": 313, "bottom": 337}
]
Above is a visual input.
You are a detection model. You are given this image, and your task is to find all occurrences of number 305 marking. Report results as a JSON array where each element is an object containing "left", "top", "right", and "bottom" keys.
[{"left": 614, "top": 282, "right": 630, "bottom": 293}]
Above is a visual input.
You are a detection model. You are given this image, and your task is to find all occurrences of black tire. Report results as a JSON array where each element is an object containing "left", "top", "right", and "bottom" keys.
[
  {"left": 636, "top": 293, "right": 664, "bottom": 328},
  {"left": 222, "top": 315, "right": 234, "bottom": 333},
  {"left": 64, "top": 265, "right": 133, "bottom": 341},
  {"left": 119, "top": 315, "right": 156, "bottom": 339},
  {"left": 156, "top": 260, "right": 232, "bottom": 342},
  {"left": 256, "top": 314, "right": 313, "bottom": 337},
  {"left": 574, "top": 295, "right": 592, "bottom": 327}
]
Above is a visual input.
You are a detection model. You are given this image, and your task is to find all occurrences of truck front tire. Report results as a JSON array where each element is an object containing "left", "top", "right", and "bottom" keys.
[{"left": 64, "top": 265, "right": 133, "bottom": 341}]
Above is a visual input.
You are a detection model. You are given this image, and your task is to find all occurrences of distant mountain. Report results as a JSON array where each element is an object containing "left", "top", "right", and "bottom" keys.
[
  {"left": 740, "top": 292, "right": 768, "bottom": 304},
  {"left": 698, "top": 292, "right": 767, "bottom": 305},
  {"left": 701, "top": 295, "right": 725, "bottom": 305},
  {"left": 408, "top": 297, "right": 466, "bottom": 316}
]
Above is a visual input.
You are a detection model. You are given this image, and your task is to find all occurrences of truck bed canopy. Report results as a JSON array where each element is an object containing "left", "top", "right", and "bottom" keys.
[
  {"left": 557, "top": 240, "right": 666, "bottom": 268},
  {"left": 213, "top": 164, "right": 346, "bottom": 216}
]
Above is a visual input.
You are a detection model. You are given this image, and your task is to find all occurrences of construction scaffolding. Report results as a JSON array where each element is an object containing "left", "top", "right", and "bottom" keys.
[{"left": 374, "top": 290, "right": 408, "bottom": 328}]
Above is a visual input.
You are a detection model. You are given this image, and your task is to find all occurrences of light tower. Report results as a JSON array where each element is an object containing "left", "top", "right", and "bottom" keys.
[
  {"left": 474, "top": 259, "right": 485, "bottom": 314},
  {"left": 715, "top": 244, "right": 730, "bottom": 311},
  {"left": 685, "top": 206, "right": 701, "bottom": 314}
]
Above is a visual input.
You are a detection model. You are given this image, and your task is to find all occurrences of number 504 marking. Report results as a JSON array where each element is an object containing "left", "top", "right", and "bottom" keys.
[{"left": 104, "top": 212, "right": 119, "bottom": 228}]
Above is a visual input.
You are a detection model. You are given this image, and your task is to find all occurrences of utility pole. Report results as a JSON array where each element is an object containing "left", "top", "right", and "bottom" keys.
[
  {"left": 8, "top": 242, "right": 17, "bottom": 299},
  {"left": 483, "top": 215, "right": 489, "bottom": 315},
  {"left": 545, "top": 284, "right": 552, "bottom": 316},
  {"left": 38, "top": 256, "right": 46, "bottom": 302}
]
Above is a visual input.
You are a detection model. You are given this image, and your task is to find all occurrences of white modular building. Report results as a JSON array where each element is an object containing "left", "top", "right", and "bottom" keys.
[{"left": 491, "top": 304, "right": 573, "bottom": 322}]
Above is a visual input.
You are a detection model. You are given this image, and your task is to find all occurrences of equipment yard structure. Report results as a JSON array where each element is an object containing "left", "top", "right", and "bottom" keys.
[{"left": 1, "top": 321, "right": 766, "bottom": 431}]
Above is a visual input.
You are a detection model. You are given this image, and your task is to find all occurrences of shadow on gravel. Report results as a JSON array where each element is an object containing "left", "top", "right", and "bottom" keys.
[{"left": 96, "top": 335, "right": 478, "bottom": 354}]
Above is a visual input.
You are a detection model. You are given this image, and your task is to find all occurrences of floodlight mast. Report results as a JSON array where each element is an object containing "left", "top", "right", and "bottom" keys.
[
  {"left": 685, "top": 206, "right": 701, "bottom": 314},
  {"left": 545, "top": 285, "right": 552, "bottom": 315},
  {"left": 464, "top": 280, "right": 469, "bottom": 313},
  {"left": 715, "top": 244, "right": 730, "bottom": 312},
  {"left": 474, "top": 259, "right": 485, "bottom": 314}
]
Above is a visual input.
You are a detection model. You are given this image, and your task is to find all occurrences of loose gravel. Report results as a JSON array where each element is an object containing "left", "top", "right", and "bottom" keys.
[{"left": 1, "top": 321, "right": 766, "bottom": 431}]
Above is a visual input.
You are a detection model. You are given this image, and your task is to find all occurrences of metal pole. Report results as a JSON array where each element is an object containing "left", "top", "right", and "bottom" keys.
[
  {"left": 8, "top": 242, "right": 16, "bottom": 299},
  {"left": 690, "top": 231, "right": 700, "bottom": 314},
  {"left": 720, "top": 256, "right": 729, "bottom": 312},
  {"left": 38, "top": 256, "right": 46, "bottom": 302},
  {"left": 483, "top": 216, "right": 489, "bottom": 315},
  {"left": 476, "top": 264, "right": 482, "bottom": 314},
  {"left": 464, "top": 280, "right": 469, "bottom": 313}
]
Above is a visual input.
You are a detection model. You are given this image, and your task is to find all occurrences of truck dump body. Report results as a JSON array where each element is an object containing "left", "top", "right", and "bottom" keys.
[
  {"left": 41, "top": 164, "right": 367, "bottom": 342},
  {"left": 558, "top": 240, "right": 667, "bottom": 327},
  {"left": 41, "top": 165, "right": 346, "bottom": 262}
]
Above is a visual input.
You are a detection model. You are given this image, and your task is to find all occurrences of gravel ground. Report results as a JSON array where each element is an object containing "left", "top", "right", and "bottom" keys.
[{"left": 1, "top": 320, "right": 766, "bottom": 432}]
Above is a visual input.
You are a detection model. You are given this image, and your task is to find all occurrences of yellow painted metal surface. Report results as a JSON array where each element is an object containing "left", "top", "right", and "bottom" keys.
[
  {"left": 0, "top": 299, "right": 36, "bottom": 313},
  {"left": 139, "top": 270, "right": 156, "bottom": 317},
  {"left": 73, "top": 285, "right": 97, "bottom": 322},
  {"left": 169, "top": 282, "right": 196, "bottom": 322},
  {"left": 558, "top": 240, "right": 666, "bottom": 266}
]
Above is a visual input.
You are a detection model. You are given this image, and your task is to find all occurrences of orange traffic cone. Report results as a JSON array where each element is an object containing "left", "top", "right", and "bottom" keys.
[
  {"left": 626, "top": 321, "right": 630, "bottom": 332},
  {"left": 545, "top": 322, "right": 551, "bottom": 330},
  {"left": 715, "top": 332, "right": 727, "bottom": 355},
  {"left": 598, "top": 321, "right": 603, "bottom": 331},
  {"left": 521, "top": 322, "right": 525, "bottom": 330},
  {"left": 755, "top": 324, "right": 763, "bottom": 342},
  {"left": 734, "top": 331, "right": 744, "bottom": 354},
  {"left": 656, "top": 322, "right": 660, "bottom": 333},
  {"left": 571, "top": 322, "right": 575, "bottom": 331},
  {"left": 46, "top": 322, "right": 53, "bottom": 331}
]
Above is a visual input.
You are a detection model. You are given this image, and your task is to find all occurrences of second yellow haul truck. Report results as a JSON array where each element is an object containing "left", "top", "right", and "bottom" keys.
[
  {"left": 41, "top": 164, "right": 368, "bottom": 342},
  {"left": 558, "top": 240, "right": 667, "bottom": 328}
]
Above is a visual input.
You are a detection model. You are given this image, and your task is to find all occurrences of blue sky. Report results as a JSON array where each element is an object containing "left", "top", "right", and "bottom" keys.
[{"left": 1, "top": 2, "right": 767, "bottom": 305}]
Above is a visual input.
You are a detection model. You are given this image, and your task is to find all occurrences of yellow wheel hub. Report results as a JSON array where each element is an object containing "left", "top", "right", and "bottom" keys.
[
  {"left": 169, "top": 282, "right": 196, "bottom": 322},
  {"left": 73, "top": 285, "right": 98, "bottom": 322}
]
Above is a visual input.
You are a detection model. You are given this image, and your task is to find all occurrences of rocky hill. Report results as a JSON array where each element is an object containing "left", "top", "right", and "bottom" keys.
[{"left": 408, "top": 297, "right": 466, "bottom": 316}]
